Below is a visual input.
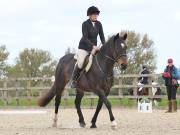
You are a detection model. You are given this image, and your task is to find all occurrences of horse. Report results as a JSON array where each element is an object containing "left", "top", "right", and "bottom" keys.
[
  {"left": 128, "top": 81, "right": 162, "bottom": 104},
  {"left": 38, "top": 33, "right": 128, "bottom": 129}
]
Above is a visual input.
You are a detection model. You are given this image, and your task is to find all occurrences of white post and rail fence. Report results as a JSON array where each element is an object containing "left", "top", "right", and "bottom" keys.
[{"left": 0, "top": 74, "right": 178, "bottom": 107}]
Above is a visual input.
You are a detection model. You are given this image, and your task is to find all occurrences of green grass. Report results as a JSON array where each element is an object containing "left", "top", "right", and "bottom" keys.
[
  {"left": 158, "top": 99, "right": 168, "bottom": 107},
  {"left": 0, "top": 99, "right": 4, "bottom": 106},
  {"left": 120, "top": 98, "right": 135, "bottom": 107},
  {"left": 0, "top": 98, "right": 135, "bottom": 107},
  {"left": 0, "top": 97, "right": 180, "bottom": 108}
]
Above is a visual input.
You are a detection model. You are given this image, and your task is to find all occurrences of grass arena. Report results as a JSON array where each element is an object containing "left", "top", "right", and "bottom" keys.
[{"left": 0, "top": 108, "right": 180, "bottom": 135}]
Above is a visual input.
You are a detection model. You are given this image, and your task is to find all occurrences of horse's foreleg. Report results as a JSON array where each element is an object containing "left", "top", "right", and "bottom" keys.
[
  {"left": 75, "top": 89, "right": 85, "bottom": 127},
  {"left": 97, "top": 90, "right": 117, "bottom": 129},
  {"left": 90, "top": 98, "right": 103, "bottom": 128}
]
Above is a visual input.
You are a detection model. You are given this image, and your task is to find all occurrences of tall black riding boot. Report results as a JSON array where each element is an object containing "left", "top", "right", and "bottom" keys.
[
  {"left": 165, "top": 101, "right": 172, "bottom": 113},
  {"left": 172, "top": 100, "right": 177, "bottom": 113},
  {"left": 71, "top": 65, "right": 81, "bottom": 88}
]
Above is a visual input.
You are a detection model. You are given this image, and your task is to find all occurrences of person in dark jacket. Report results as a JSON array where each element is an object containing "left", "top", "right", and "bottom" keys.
[
  {"left": 71, "top": 6, "right": 105, "bottom": 88},
  {"left": 139, "top": 65, "right": 150, "bottom": 84},
  {"left": 163, "top": 58, "right": 179, "bottom": 113}
]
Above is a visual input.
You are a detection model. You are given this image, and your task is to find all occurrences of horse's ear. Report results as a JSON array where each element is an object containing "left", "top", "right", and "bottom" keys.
[
  {"left": 122, "top": 33, "right": 127, "bottom": 40},
  {"left": 114, "top": 33, "right": 119, "bottom": 41}
]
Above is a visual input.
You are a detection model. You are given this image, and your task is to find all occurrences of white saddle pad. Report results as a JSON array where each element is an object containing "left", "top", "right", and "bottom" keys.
[
  {"left": 74, "top": 53, "right": 78, "bottom": 60},
  {"left": 73, "top": 53, "right": 93, "bottom": 72},
  {"left": 85, "top": 54, "right": 93, "bottom": 72}
]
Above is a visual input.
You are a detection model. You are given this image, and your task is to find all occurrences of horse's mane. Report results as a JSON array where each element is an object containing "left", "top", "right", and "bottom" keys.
[{"left": 100, "top": 35, "right": 114, "bottom": 54}]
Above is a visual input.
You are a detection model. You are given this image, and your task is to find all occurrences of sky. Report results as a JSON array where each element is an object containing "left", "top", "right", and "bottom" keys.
[{"left": 0, "top": 0, "right": 180, "bottom": 73}]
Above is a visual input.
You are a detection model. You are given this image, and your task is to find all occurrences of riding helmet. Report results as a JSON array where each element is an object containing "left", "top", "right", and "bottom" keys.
[
  {"left": 142, "top": 65, "right": 147, "bottom": 69},
  {"left": 168, "top": 58, "right": 173, "bottom": 63},
  {"left": 87, "top": 6, "right": 100, "bottom": 16}
]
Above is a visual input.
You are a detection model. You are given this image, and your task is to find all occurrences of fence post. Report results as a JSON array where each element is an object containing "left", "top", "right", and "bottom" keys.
[
  {"left": 133, "top": 77, "right": 137, "bottom": 98},
  {"left": 90, "top": 92, "right": 94, "bottom": 108},
  {"left": 63, "top": 88, "right": 69, "bottom": 107},
  {"left": 15, "top": 79, "right": 20, "bottom": 106},
  {"left": 118, "top": 77, "right": 123, "bottom": 97},
  {"left": 27, "top": 80, "right": 32, "bottom": 105},
  {"left": 148, "top": 75, "right": 153, "bottom": 97},
  {"left": 118, "top": 77, "right": 123, "bottom": 105},
  {"left": 3, "top": 81, "right": 8, "bottom": 105}
]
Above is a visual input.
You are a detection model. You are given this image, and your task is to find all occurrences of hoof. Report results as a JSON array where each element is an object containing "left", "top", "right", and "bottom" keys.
[
  {"left": 90, "top": 124, "right": 97, "bottom": 128},
  {"left": 79, "top": 122, "right": 86, "bottom": 128},
  {"left": 111, "top": 120, "right": 117, "bottom": 130},
  {"left": 52, "top": 114, "right": 58, "bottom": 127}
]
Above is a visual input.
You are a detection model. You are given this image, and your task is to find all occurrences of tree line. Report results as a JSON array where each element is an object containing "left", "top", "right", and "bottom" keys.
[
  {"left": 0, "top": 46, "right": 57, "bottom": 79},
  {"left": 0, "top": 31, "right": 157, "bottom": 79}
]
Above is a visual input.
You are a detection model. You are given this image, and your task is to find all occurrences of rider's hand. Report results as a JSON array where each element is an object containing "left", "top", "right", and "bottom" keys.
[{"left": 93, "top": 46, "right": 100, "bottom": 51}]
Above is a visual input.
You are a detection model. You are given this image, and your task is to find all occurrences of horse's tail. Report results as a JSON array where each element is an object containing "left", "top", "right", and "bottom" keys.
[{"left": 38, "top": 84, "right": 56, "bottom": 107}]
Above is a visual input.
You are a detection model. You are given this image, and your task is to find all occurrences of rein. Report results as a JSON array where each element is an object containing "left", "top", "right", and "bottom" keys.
[
  {"left": 95, "top": 46, "right": 127, "bottom": 80},
  {"left": 94, "top": 37, "right": 127, "bottom": 80},
  {"left": 95, "top": 55, "right": 114, "bottom": 79}
]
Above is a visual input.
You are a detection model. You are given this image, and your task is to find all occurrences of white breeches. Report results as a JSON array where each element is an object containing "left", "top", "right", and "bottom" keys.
[{"left": 77, "top": 49, "right": 89, "bottom": 69}]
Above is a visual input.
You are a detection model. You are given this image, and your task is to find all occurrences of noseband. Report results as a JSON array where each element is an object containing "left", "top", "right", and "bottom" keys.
[
  {"left": 103, "top": 53, "right": 127, "bottom": 63},
  {"left": 99, "top": 42, "right": 127, "bottom": 63}
]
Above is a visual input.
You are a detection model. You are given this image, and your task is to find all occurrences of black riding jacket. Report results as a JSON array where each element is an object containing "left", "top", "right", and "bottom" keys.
[
  {"left": 79, "top": 19, "right": 105, "bottom": 52},
  {"left": 139, "top": 68, "right": 150, "bottom": 84}
]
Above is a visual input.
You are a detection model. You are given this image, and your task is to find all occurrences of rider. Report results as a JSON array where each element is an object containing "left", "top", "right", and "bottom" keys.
[
  {"left": 139, "top": 65, "right": 150, "bottom": 85},
  {"left": 71, "top": 6, "right": 105, "bottom": 88}
]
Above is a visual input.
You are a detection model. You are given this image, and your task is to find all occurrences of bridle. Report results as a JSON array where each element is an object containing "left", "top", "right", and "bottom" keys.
[
  {"left": 99, "top": 39, "right": 127, "bottom": 62},
  {"left": 103, "top": 53, "right": 127, "bottom": 62},
  {"left": 95, "top": 47, "right": 127, "bottom": 79}
]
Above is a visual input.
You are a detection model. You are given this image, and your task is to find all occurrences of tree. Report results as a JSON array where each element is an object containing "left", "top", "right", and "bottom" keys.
[
  {"left": 8, "top": 48, "right": 57, "bottom": 78},
  {"left": 7, "top": 64, "right": 26, "bottom": 78},
  {"left": 65, "top": 47, "right": 71, "bottom": 54},
  {"left": 65, "top": 47, "right": 76, "bottom": 54},
  {"left": 120, "top": 31, "right": 156, "bottom": 74},
  {"left": 0, "top": 45, "right": 9, "bottom": 78}
]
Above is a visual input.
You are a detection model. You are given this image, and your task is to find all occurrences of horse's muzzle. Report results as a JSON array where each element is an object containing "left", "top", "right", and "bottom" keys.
[
  {"left": 117, "top": 57, "right": 128, "bottom": 70},
  {"left": 121, "top": 63, "right": 127, "bottom": 70}
]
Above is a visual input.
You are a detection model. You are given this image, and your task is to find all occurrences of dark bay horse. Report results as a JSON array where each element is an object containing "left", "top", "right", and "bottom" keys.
[{"left": 38, "top": 33, "right": 128, "bottom": 129}]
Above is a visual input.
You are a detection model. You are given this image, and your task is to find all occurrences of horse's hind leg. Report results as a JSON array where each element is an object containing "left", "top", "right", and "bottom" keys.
[
  {"left": 75, "top": 89, "right": 86, "bottom": 127},
  {"left": 52, "top": 92, "right": 61, "bottom": 127},
  {"left": 52, "top": 81, "right": 66, "bottom": 127}
]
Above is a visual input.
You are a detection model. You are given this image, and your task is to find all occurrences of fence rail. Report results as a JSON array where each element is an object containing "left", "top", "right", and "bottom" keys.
[{"left": 0, "top": 74, "right": 172, "bottom": 107}]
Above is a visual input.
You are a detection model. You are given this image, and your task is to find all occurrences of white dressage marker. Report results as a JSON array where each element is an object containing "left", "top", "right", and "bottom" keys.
[{"left": 0, "top": 110, "right": 47, "bottom": 114}]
